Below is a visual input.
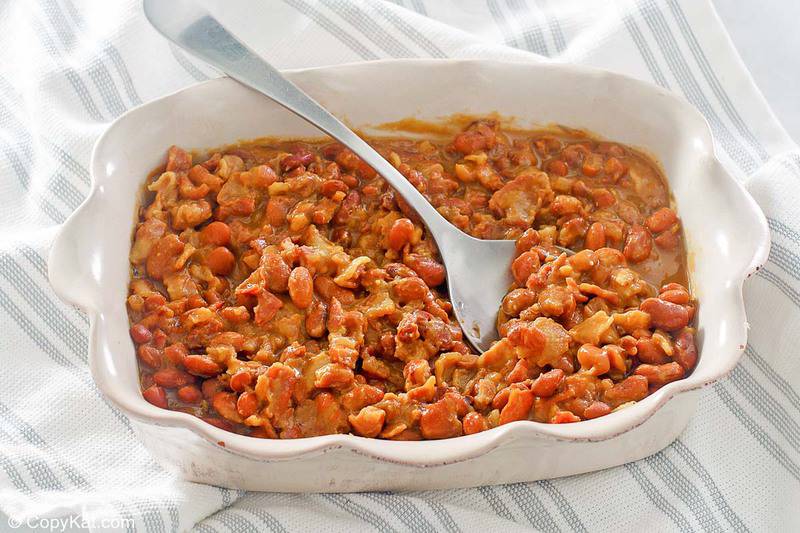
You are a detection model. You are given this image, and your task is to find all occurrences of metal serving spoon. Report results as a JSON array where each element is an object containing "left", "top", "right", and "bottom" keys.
[{"left": 144, "top": 0, "right": 522, "bottom": 352}]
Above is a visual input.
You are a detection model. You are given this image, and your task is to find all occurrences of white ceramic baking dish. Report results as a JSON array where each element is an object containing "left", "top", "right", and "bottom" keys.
[{"left": 48, "top": 59, "right": 769, "bottom": 492}]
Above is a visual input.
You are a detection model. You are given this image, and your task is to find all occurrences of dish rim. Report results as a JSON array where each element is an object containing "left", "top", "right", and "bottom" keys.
[{"left": 48, "top": 58, "right": 770, "bottom": 466}]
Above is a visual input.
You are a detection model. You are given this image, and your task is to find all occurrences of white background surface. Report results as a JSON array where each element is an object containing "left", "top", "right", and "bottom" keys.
[{"left": 714, "top": 0, "right": 800, "bottom": 143}]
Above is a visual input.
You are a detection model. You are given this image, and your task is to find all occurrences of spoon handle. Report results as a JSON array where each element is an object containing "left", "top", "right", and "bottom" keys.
[{"left": 144, "top": 0, "right": 453, "bottom": 237}]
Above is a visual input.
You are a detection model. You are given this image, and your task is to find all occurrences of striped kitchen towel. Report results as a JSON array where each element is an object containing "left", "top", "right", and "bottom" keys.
[{"left": 0, "top": 0, "right": 798, "bottom": 531}]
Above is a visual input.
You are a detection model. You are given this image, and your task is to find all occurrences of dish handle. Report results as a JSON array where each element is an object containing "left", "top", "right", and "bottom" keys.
[{"left": 48, "top": 192, "right": 103, "bottom": 312}]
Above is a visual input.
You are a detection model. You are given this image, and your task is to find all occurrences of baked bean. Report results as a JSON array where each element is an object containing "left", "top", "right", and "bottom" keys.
[
  {"left": 547, "top": 159, "right": 568, "bottom": 176},
  {"left": 388, "top": 218, "right": 415, "bottom": 250},
  {"left": 583, "top": 401, "right": 611, "bottom": 419},
  {"left": 512, "top": 251, "right": 540, "bottom": 286},
  {"left": 129, "top": 324, "right": 152, "bottom": 344},
  {"left": 646, "top": 207, "right": 678, "bottom": 233},
  {"left": 213, "top": 392, "right": 243, "bottom": 423},
  {"left": 143, "top": 385, "right": 168, "bottom": 409},
  {"left": 260, "top": 252, "right": 290, "bottom": 293},
  {"left": 636, "top": 337, "right": 670, "bottom": 364},
  {"left": 137, "top": 345, "right": 162, "bottom": 369},
  {"left": 623, "top": 224, "right": 652, "bottom": 263},
  {"left": 634, "top": 362, "right": 685, "bottom": 388},
  {"left": 184, "top": 354, "right": 222, "bottom": 376},
  {"left": 230, "top": 371, "right": 252, "bottom": 392},
  {"left": 515, "top": 228, "right": 540, "bottom": 255},
  {"left": 393, "top": 276, "right": 429, "bottom": 303},
  {"left": 177, "top": 385, "right": 202, "bottom": 403},
  {"left": 288, "top": 267, "right": 313, "bottom": 309},
  {"left": 673, "top": 329, "right": 698, "bottom": 371},
  {"left": 164, "top": 343, "right": 188, "bottom": 366},
  {"left": 584, "top": 222, "right": 606, "bottom": 250},
  {"left": 591, "top": 188, "right": 615, "bottom": 208},
  {"left": 659, "top": 288, "right": 690, "bottom": 305},
  {"left": 655, "top": 230, "right": 680, "bottom": 250},
  {"left": 237, "top": 391, "right": 259, "bottom": 418},
  {"left": 206, "top": 246, "right": 235, "bottom": 276},
  {"left": 531, "top": 369, "right": 564, "bottom": 397},
  {"left": 153, "top": 368, "right": 195, "bottom": 388},
  {"left": 404, "top": 254, "right": 446, "bottom": 287},
  {"left": 501, "top": 288, "right": 537, "bottom": 316},
  {"left": 305, "top": 299, "right": 328, "bottom": 338},
  {"left": 201, "top": 221, "right": 231, "bottom": 246},
  {"left": 604, "top": 375, "right": 649, "bottom": 408},
  {"left": 603, "top": 157, "right": 626, "bottom": 181},
  {"left": 640, "top": 298, "right": 689, "bottom": 330}
]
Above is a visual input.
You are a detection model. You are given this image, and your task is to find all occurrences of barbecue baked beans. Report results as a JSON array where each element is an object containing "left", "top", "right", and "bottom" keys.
[{"left": 127, "top": 119, "right": 696, "bottom": 439}]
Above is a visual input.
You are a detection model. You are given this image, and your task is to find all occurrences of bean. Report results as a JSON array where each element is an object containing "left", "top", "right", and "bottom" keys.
[
  {"left": 229, "top": 371, "right": 252, "bottom": 392},
  {"left": 501, "top": 288, "right": 537, "bottom": 316},
  {"left": 153, "top": 368, "right": 195, "bottom": 388},
  {"left": 237, "top": 391, "right": 259, "bottom": 418},
  {"left": 640, "top": 298, "right": 689, "bottom": 330},
  {"left": 603, "top": 375, "right": 649, "bottom": 408},
  {"left": 646, "top": 207, "right": 678, "bottom": 233},
  {"left": 393, "top": 276, "right": 429, "bottom": 303},
  {"left": 143, "top": 385, "right": 168, "bottom": 409},
  {"left": 673, "top": 329, "right": 698, "bottom": 371},
  {"left": 212, "top": 391, "right": 243, "bottom": 423},
  {"left": 636, "top": 337, "right": 670, "bottom": 364},
  {"left": 404, "top": 254, "right": 446, "bottom": 287},
  {"left": 206, "top": 246, "right": 235, "bottom": 276},
  {"left": 184, "top": 354, "right": 222, "bottom": 376},
  {"left": 547, "top": 159, "right": 568, "bottom": 176},
  {"left": 129, "top": 324, "right": 152, "bottom": 344},
  {"left": 634, "top": 362, "right": 685, "bottom": 388},
  {"left": 591, "top": 188, "right": 615, "bottom": 208},
  {"left": 655, "top": 230, "right": 680, "bottom": 250},
  {"left": 201, "top": 221, "right": 231, "bottom": 246},
  {"left": 515, "top": 228, "right": 540, "bottom": 255},
  {"left": 177, "top": 385, "right": 202, "bottom": 403},
  {"left": 583, "top": 401, "right": 611, "bottom": 419},
  {"left": 320, "top": 179, "right": 348, "bottom": 198},
  {"left": 262, "top": 252, "right": 291, "bottom": 293},
  {"left": 164, "top": 343, "right": 188, "bottom": 366},
  {"left": 531, "top": 368, "right": 565, "bottom": 397},
  {"left": 137, "top": 345, "right": 162, "bottom": 369},
  {"left": 512, "top": 251, "right": 540, "bottom": 286},
  {"left": 623, "top": 224, "right": 653, "bottom": 263},
  {"left": 288, "top": 267, "right": 314, "bottom": 309},
  {"left": 584, "top": 222, "right": 606, "bottom": 250},
  {"left": 660, "top": 289, "right": 690, "bottom": 305},
  {"left": 388, "top": 218, "right": 415, "bottom": 250},
  {"left": 305, "top": 299, "right": 328, "bottom": 338}
]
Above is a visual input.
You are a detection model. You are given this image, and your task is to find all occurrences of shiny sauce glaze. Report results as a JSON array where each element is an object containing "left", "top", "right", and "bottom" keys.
[{"left": 127, "top": 119, "right": 696, "bottom": 439}]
